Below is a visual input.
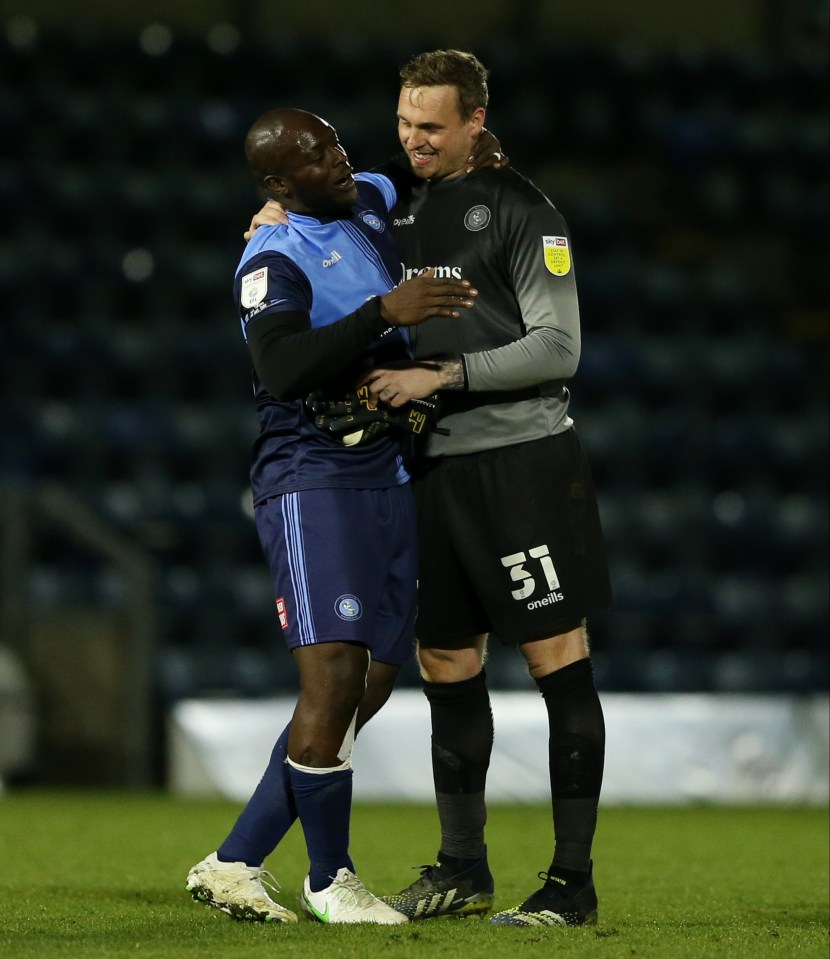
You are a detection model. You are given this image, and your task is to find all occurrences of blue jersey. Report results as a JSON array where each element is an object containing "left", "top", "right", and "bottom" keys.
[{"left": 234, "top": 173, "right": 409, "bottom": 504}]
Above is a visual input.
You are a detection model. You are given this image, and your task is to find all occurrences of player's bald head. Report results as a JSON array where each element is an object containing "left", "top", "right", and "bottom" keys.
[
  {"left": 242, "top": 107, "right": 357, "bottom": 215},
  {"left": 244, "top": 108, "right": 329, "bottom": 184}
]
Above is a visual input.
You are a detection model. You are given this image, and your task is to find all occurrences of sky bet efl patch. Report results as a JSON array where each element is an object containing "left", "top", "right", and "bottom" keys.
[
  {"left": 543, "top": 235, "right": 571, "bottom": 276},
  {"left": 241, "top": 267, "right": 268, "bottom": 308}
]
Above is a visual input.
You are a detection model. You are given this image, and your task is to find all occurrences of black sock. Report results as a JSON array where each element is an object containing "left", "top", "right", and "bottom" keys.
[
  {"left": 424, "top": 669, "right": 493, "bottom": 861},
  {"left": 436, "top": 851, "right": 484, "bottom": 874},
  {"left": 547, "top": 864, "right": 592, "bottom": 886},
  {"left": 536, "top": 658, "right": 605, "bottom": 876}
]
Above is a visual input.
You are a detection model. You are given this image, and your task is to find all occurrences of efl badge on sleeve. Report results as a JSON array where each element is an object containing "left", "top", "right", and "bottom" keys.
[
  {"left": 241, "top": 267, "right": 268, "bottom": 308},
  {"left": 543, "top": 236, "right": 571, "bottom": 276}
]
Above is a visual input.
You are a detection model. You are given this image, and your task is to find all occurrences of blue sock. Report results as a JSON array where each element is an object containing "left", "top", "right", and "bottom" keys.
[
  {"left": 217, "top": 723, "right": 297, "bottom": 866},
  {"left": 288, "top": 763, "right": 354, "bottom": 892}
]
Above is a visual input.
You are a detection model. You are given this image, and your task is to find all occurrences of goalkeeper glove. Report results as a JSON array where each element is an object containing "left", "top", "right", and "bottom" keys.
[{"left": 307, "top": 386, "right": 443, "bottom": 446}]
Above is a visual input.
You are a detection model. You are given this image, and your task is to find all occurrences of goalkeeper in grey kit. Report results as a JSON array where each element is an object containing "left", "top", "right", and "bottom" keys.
[{"left": 362, "top": 50, "right": 613, "bottom": 928}]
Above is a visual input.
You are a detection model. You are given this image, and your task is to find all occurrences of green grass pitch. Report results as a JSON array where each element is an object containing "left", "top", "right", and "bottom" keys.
[{"left": 1, "top": 792, "right": 827, "bottom": 958}]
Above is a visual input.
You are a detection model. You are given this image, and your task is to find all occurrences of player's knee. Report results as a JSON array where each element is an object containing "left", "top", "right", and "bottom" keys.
[
  {"left": 417, "top": 643, "right": 484, "bottom": 683},
  {"left": 288, "top": 703, "right": 359, "bottom": 767},
  {"left": 521, "top": 621, "right": 589, "bottom": 678}
]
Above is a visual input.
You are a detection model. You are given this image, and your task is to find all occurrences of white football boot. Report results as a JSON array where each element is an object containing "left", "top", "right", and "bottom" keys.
[
  {"left": 186, "top": 851, "right": 298, "bottom": 923},
  {"left": 301, "top": 867, "right": 408, "bottom": 924}
]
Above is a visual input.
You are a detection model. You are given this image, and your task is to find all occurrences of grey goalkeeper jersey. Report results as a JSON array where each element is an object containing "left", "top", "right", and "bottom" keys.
[{"left": 392, "top": 166, "right": 580, "bottom": 457}]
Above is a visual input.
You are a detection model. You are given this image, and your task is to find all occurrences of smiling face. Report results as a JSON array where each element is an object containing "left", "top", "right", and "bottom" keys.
[
  {"left": 252, "top": 111, "right": 357, "bottom": 216},
  {"left": 397, "top": 84, "right": 485, "bottom": 182}
]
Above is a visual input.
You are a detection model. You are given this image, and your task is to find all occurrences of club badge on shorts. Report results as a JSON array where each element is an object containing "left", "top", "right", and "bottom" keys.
[
  {"left": 543, "top": 236, "right": 571, "bottom": 276},
  {"left": 335, "top": 594, "right": 362, "bottom": 621}
]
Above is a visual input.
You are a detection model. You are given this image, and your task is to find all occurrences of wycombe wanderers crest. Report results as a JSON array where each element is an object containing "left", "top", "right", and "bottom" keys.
[
  {"left": 464, "top": 205, "right": 491, "bottom": 231},
  {"left": 360, "top": 211, "right": 384, "bottom": 232},
  {"left": 543, "top": 236, "right": 571, "bottom": 276},
  {"left": 335, "top": 594, "right": 362, "bottom": 621}
]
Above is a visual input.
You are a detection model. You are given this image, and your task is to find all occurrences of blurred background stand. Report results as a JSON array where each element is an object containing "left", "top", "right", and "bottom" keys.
[
  {"left": 0, "top": 643, "right": 34, "bottom": 791},
  {"left": 0, "top": 482, "right": 156, "bottom": 787}
]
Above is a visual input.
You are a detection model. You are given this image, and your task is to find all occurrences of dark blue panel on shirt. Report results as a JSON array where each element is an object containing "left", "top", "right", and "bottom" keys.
[{"left": 232, "top": 175, "right": 410, "bottom": 502}]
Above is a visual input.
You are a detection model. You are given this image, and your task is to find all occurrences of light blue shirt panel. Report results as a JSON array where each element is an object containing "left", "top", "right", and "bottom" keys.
[{"left": 237, "top": 173, "right": 399, "bottom": 331}]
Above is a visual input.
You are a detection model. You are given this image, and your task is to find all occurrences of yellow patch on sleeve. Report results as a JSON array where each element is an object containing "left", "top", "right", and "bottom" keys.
[{"left": 543, "top": 236, "right": 571, "bottom": 276}]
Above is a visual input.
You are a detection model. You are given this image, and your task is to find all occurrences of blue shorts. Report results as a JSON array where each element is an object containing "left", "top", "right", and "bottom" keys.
[{"left": 254, "top": 485, "right": 417, "bottom": 665}]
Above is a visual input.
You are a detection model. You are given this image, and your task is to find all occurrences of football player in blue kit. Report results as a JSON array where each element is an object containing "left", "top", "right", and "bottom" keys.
[{"left": 185, "top": 107, "right": 477, "bottom": 926}]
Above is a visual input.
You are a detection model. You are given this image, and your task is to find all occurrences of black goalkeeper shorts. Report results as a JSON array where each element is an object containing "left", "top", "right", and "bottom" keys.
[{"left": 414, "top": 429, "right": 612, "bottom": 647}]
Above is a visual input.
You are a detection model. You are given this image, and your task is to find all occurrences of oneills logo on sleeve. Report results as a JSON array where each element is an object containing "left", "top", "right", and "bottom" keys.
[{"left": 542, "top": 236, "right": 571, "bottom": 276}]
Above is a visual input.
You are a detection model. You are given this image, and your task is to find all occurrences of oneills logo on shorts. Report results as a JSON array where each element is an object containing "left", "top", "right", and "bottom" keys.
[
  {"left": 543, "top": 236, "right": 571, "bottom": 276},
  {"left": 241, "top": 267, "right": 268, "bottom": 306}
]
